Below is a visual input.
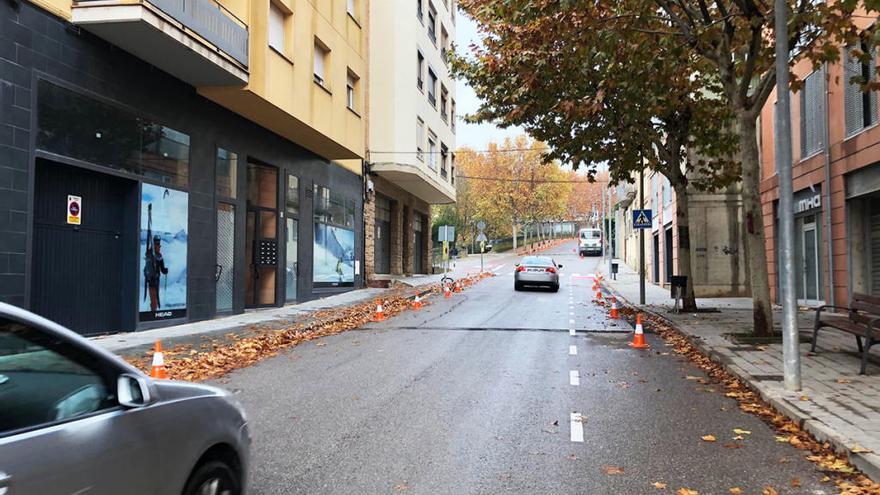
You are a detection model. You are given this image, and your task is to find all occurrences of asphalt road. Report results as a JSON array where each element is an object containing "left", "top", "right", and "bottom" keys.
[{"left": 219, "top": 240, "right": 833, "bottom": 494}]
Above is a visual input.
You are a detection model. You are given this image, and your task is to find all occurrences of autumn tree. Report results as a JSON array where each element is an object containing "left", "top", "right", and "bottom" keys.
[{"left": 454, "top": 1, "right": 739, "bottom": 311}]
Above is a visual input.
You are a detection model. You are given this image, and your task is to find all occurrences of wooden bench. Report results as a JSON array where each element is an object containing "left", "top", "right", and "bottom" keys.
[{"left": 812, "top": 292, "right": 880, "bottom": 375}]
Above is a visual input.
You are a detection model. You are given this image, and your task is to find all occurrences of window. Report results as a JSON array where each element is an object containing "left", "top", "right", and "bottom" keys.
[
  {"left": 427, "top": 69, "right": 437, "bottom": 107},
  {"left": 451, "top": 99, "right": 456, "bottom": 131},
  {"left": 662, "top": 177, "right": 672, "bottom": 206},
  {"left": 844, "top": 43, "right": 878, "bottom": 137},
  {"left": 268, "top": 2, "right": 286, "bottom": 54},
  {"left": 216, "top": 148, "right": 238, "bottom": 199},
  {"left": 440, "top": 144, "right": 448, "bottom": 178},
  {"left": 36, "top": 80, "right": 191, "bottom": 187},
  {"left": 450, "top": 153, "right": 455, "bottom": 184},
  {"left": 427, "top": 131, "right": 437, "bottom": 170},
  {"left": 347, "top": 70, "right": 359, "bottom": 111},
  {"left": 417, "top": 51, "right": 424, "bottom": 91},
  {"left": 416, "top": 0, "right": 422, "bottom": 22},
  {"left": 313, "top": 185, "right": 355, "bottom": 288},
  {"left": 440, "top": 85, "right": 448, "bottom": 122},
  {"left": 314, "top": 40, "right": 329, "bottom": 86},
  {"left": 450, "top": 0, "right": 455, "bottom": 23},
  {"left": 0, "top": 318, "right": 116, "bottom": 434},
  {"left": 441, "top": 26, "right": 449, "bottom": 64},
  {"left": 427, "top": 3, "right": 437, "bottom": 44},
  {"left": 416, "top": 118, "right": 425, "bottom": 161},
  {"left": 347, "top": 0, "right": 356, "bottom": 18},
  {"left": 800, "top": 70, "right": 824, "bottom": 158}
]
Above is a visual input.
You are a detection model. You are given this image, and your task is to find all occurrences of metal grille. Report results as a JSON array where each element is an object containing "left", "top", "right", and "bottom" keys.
[
  {"left": 800, "top": 70, "right": 824, "bottom": 157},
  {"left": 216, "top": 204, "right": 235, "bottom": 312},
  {"left": 871, "top": 201, "right": 880, "bottom": 296}
]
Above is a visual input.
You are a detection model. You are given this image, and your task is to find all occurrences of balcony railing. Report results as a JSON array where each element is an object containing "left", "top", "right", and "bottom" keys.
[{"left": 148, "top": 0, "right": 248, "bottom": 65}]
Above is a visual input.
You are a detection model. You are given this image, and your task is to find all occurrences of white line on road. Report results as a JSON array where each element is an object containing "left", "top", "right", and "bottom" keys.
[
  {"left": 569, "top": 312, "right": 574, "bottom": 316},
  {"left": 569, "top": 345, "right": 577, "bottom": 355},
  {"left": 569, "top": 370, "right": 580, "bottom": 386},
  {"left": 571, "top": 413, "right": 584, "bottom": 443},
  {"left": 569, "top": 329, "right": 576, "bottom": 336}
]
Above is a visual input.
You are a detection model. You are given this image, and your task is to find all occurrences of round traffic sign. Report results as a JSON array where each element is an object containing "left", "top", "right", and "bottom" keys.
[
  {"left": 69, "top": 201, "right": 80, "bottom": 217},
  {"left": 477, "top": 220, "right": 486, "bottom": 231}
]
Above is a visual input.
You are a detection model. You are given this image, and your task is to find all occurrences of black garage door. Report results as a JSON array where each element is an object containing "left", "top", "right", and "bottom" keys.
[{"left": 31, "top": 160, "right": 138, "bottom": 335}]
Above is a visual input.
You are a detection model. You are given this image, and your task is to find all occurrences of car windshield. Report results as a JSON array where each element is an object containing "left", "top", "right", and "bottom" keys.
[{"left": 522, "top": 256, "right": 553, "bottom": 266}]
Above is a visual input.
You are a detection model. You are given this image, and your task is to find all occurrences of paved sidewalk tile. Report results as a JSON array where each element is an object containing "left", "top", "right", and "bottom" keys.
[{"left": 600, "top": 259, "right": 880, "bottom": 480}]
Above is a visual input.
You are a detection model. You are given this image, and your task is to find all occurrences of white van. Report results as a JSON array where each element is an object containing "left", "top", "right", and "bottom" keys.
[{"left": 578, "top": 228, "right": 603, "bottom": 256}]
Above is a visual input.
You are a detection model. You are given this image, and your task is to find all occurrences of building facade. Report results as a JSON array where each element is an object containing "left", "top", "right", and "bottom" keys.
[
  {"left": 617, "top": 169, "right": 747, "bottom": 297},
  {"left": 0, "top": 0, "right": 368, "bottom": 335},
  {"left": 759, "top": 16, "right": 880, "bottom": 307},
  {"left": 364, "top": 0, "right": 457, "bottom": 284}
]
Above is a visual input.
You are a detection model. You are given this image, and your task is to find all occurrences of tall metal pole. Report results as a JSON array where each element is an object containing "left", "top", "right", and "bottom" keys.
[
  {"left": 639, "top": 168, "right": 646, "bottom": 305},
  {"left": 774, "top": 0, "right": 802, "bottom": 391},
  {"left": 606, "top": 186, "right": 613, "bottom": 276}
]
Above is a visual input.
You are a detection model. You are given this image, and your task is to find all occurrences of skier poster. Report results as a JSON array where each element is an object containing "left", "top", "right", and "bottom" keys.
[
  {"left": 313, "top": 223, "right": 355, "bottom": 287},
  {"left": 139, "top": 183, "right": 188, "bottom": 321}
]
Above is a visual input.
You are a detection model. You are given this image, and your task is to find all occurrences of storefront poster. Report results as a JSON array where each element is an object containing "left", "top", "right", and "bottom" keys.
[
  {"left": 139, "top": 183, "right": 188, "bottom": 321},
  {"left": 313, "top": 223, "right": 355, "bottom": 287}
]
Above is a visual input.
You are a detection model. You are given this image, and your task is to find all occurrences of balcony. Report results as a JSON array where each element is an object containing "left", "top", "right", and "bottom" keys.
[
  {"left": 72, "top": 0, "right": 248, "bottom": 87},
  {"left": 371, "top": 159, "right": 455, "bottom": 204}
]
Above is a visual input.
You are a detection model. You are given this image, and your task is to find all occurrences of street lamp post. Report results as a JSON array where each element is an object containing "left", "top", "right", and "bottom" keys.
[{"left": 774, "top": 0, "right": 802, "bottom": 390}]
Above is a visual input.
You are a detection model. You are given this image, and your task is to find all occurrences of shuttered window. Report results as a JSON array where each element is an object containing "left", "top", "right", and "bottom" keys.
[
  {"left": 844, "top": 44, "right": 878, "bottom": 137},
  {"left": 268, "top": 2, "right": 285, "bottom": 54},
  {"left": 800, "top": 70, "right": 824, "bottom": 158}
]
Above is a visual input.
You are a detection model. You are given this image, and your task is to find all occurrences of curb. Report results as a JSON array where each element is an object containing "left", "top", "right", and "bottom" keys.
[{"left": 601, "top": 279, "right": 880, "bottom": 482}]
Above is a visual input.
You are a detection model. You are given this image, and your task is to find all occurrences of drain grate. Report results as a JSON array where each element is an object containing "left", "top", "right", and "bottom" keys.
[{"left": 751, "top": 375, "right": 784, "bottom": 382}]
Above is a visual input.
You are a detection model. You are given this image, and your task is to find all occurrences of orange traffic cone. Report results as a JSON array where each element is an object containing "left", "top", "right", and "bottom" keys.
[
  {"left": 444, "top": 284, "right": 452, "bottom": 298},
  {"left": 609, "top": 297, "right": 620, "bottom": 319},
  {"left": 374, "top": 299, "right": 386, "bottom": 321},
  {"left": 454, "top": 281, "right": 462, "bottom": 293},
  {"left": 629, "top": 313, "right": 649, "bottom": 349},
  {"left": 150, "top": 340, "right": 168, "bottom": 379},
  {"left": 594, "top": 287, "right": 603, "bottom": 301},
  {"left": 412, "top": 293, "right": 422, "bottom": 310}
]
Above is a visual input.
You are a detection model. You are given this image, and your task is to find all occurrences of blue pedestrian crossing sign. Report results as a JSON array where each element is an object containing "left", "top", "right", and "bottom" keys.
[{"left": 633, "top": 209, "right": 652, "bottom": 229}]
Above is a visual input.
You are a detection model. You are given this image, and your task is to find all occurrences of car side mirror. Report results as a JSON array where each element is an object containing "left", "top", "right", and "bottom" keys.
[
  {"left": 117, "top": 373, "right": 152, "bottom": 408},
  {"left": 515, "top": 263, "right": 520, "bottom": 267},
  {"left": 557, "top": 264, "right": 563, "bottom": 269}
]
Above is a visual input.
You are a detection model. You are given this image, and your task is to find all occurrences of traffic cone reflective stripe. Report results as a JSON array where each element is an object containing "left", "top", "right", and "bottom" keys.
[
  {"left": 444, "top": 285, "right": 451, "bottom": 298},
  {"left": 609, "top": 297, "right": 620, "bottom": 319},
  {"left": 150, "top": 340, "right": 168, "bottom": 379},
  {"left": 374, "top": 299, "right": 386, "bottom": 321},
  {"left": 412, "top": 294, "right": 422, "bottom": 310},
  {"left": 629, "top": 313, "right": 649, "bottom": 349}
]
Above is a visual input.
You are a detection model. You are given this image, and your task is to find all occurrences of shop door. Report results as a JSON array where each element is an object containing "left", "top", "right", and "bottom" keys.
[
  {"left": 285, "top": 175, "right": 300, "bottom": 302},
  {"left": 32, "top": 160, "right": 137, "bottom": 335},
  {"left": 653, "top": 233, "right": 660, "bottom": 283},
  {"left": 374, "top": 196, "right": 392, "bottom": 274},
  {"left": 665, "top": 226, "right": 674, "bottom": 283},
  {"left": 215, "top": 203, "right": 235, "bottom": 313},
  {"left": 246, "top": 163, "right": 279, "bottom": 308},
  {"left": 413, "top": 214, "right": 425, "bottom": 274},
  {"left": 802, "top": 219, "right": 820, "bottom": 301}
]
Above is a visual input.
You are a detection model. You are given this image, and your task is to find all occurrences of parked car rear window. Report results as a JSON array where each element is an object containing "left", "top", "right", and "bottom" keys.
[
  {"left": 522, "top": 256, "right": 552, "bottom": 266},
  {"left": 0, "top": 319, "right": 116, "bottom": 435},
  {"left": 580, "top": 230, "right": 601, "bottom": 239}
]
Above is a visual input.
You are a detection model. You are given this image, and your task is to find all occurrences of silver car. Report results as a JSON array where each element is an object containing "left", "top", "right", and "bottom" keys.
[
  {"left": 514, "top": 256, "right": 562, "bottom": 292},
  {"left": 0, "top": 302, "right": 250, "bottom": 495}
]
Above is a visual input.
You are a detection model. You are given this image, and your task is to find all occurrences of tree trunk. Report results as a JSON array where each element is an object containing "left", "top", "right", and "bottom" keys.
[
  {"left": 512, "top": 222, "right": 518, "bottom": 251},
  {"left": 673, "top": 182, "right": 697, "bottom": 311},
  {"left": 738, "top": 115, "right": 774, "bottom": 336}
]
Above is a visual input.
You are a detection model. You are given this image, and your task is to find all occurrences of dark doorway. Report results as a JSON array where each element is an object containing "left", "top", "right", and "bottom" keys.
[
  {"left": 665, "top": 225, "right": 674, "bottom": 283},
  {"left": 413, "top": 213, "right": 425, "bottom": 274},
  {"left": 374, "top": 195, "right": 392, "bottom": 274},
  {"left": 32, "top": 159, "right": 137, "bottom": 335},
  {"left": 653, "top": 233, "right": 660, "bottom": 283},
  {"left": 245, "top": 162, "right": 279, "bottom": 308}
]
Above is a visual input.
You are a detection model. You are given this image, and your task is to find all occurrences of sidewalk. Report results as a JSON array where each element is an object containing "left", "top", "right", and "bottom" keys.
[{"left": 600, "top": 260, "right": 880, "bottom": 480}]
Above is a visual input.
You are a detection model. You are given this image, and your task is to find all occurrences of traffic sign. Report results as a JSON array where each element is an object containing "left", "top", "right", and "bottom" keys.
[
  {"left": 67, "top": 195, "right": 81, "bottom": 225},
  {"left": 438, "top": 225, "right": 455, "bottom": 242},
  {"left": 476, "top": 220, "right": 486, "bottom": 231},
  {"left": 633, "top": 209, "right": 652, "bottom": 229},
  {"left": 476, "top": 232, "right": 488, "bottom": 242}
]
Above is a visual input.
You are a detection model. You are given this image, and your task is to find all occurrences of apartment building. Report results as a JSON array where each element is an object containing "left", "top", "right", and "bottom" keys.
[
  {"left": 759, "top": 15, "right": 880, "bottom": 307},
  {"left": 616, "top": 168, "right": 747, "bottom": 297},
  {"left": 0, "top": 0, "right": 367, "bottom": 335},
  {"left": 365, "top": 0, "right": 457, "bottom": 283}
]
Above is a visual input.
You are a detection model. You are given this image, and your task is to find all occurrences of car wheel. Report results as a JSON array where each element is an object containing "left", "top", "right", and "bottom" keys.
[
  {"left": 183, "top": 460, "right": 241, "bottom": 495},
  {"left": 551, "top": 284, "right": 559, "bottom": 292}
]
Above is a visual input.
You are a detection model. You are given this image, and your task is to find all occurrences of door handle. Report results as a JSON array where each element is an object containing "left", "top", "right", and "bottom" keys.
[{"left": 0, "top": 470, "right": 11, "bottom": 495}]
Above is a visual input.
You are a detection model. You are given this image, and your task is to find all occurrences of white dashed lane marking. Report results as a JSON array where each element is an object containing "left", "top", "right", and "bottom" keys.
[
  {"left": 570, "top": 413, "right": 584, "bottom": 443},
  {"left": 569, "top": 345, "right": 577, "bottom": 355},
  {"left": 569, "top": 370, "right": 580, "bottom": 386}
]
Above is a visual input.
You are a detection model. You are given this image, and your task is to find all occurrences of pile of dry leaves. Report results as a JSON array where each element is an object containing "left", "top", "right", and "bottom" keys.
[
  {"left": 618, "top": 306, "right": 880, "bottom": 495},
  {"left": 127, "top": 273, "right": 495, "bottom": 383}
]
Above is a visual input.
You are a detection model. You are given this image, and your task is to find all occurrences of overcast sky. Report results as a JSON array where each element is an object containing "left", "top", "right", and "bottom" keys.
[{"left": 454, "top": 11, "right": 525, "bottom": 151}]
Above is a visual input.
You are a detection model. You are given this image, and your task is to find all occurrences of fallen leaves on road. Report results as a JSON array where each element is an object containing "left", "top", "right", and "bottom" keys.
[
  {"left": 602, "top": 465, "right": 625, "bottom": 475},
  {"left": 733, "top": 428, "right": 751, "bottom": 435},
  {"left": 652, "top": 481, "right": 667, "bottom": 489},
  {"left": 728, "top": 488, "right": 743, "bottom": 494},
  {"left": 701, "top": 435, "right": 716, "bottom": 442},
  {"left": 618, "top": 307, "right": 880, "bottom": 495},
  {"left": 676, "top": 489, "right": 699, "bottom": 495},
  {"left": 393, "top": 481, "right": 409, "bottom": 492}
]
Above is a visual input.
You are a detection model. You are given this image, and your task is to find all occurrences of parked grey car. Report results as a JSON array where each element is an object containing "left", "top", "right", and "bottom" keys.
[
  {"left": 514, "top": 256, "right": 562, "bottom": 292},
  {"left": 0, "top": 302, "right": 250, "bottom": 495}
]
